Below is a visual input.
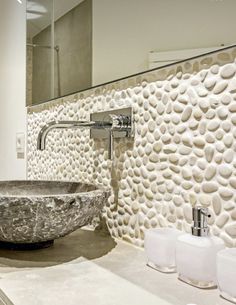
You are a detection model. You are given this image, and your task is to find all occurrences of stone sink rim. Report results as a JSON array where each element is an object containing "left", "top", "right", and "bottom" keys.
[{"left": 0, "top": 180, "right": 110, "bottom": 199}]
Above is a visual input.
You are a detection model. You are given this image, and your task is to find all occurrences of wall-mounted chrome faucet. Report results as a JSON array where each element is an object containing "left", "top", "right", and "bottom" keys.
[{"left": 37, "top": 107, "right": 134, "bottom": 160}]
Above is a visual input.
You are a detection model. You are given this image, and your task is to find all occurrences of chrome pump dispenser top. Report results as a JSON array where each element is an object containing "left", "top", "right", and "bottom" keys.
[{"left": 192, "top": 206, "right": 211, "bottom": 237}]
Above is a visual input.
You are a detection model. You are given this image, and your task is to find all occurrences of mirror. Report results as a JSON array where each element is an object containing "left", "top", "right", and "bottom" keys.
[
  {"left": 26, "top": 0, "right": 236, "bottom": 106},
  {"left": 27, "top": 0, "right": 91, "bottom": 105}
]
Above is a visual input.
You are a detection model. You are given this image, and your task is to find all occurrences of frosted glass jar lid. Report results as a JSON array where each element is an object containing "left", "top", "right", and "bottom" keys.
[
  {"left": 217, "top": 248, "right": 236, "bottom": 261},
  {"left": 146, "top": 228, "right": 183, "bottom": 240}
]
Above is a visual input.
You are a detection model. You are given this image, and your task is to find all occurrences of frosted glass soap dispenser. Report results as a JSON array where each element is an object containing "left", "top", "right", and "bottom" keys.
[{"left": 176, "top": 206, "right": 225, "bottom": 288}]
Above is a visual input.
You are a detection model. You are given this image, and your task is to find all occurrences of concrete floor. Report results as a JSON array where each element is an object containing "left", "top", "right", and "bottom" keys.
[{"left": 0, "top": 229, "right": 231, "bottom": 305}]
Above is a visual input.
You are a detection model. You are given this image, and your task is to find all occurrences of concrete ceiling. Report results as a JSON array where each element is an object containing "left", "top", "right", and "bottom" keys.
[{"left": 27, "top": 0, "right": 85, "bottom": 39}]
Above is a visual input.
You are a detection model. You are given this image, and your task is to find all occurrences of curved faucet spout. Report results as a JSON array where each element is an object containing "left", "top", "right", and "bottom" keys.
[{"left": 37, "top": 120, "right": 112, "bottom": 151}]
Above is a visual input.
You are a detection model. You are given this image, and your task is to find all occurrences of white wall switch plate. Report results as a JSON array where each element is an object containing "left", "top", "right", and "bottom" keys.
[{"left": 16, "top": 132, "right": 25, "bottom": 154}]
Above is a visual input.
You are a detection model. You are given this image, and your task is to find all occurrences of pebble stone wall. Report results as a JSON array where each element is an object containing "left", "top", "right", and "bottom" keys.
[{"left": 28, "top": 47, "right": 236, "bottom": 248}]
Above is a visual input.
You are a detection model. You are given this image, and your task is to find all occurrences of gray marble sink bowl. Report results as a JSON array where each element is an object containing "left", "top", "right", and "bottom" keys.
[{"left": 0, "top": 181, "right": 110, "bottom": 247}]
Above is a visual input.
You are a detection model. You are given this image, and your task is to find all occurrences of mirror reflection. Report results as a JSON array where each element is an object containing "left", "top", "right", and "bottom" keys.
[{"left": 26, "top": 0, "right": 236, "bottom": 105}]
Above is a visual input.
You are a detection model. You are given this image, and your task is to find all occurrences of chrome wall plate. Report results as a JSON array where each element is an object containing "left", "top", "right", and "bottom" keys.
[{"left": 90, "top": 107, "right": 134, "bottom": 139}]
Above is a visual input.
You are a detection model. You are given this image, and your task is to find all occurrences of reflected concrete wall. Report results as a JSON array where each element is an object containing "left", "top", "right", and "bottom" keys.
[
  {"left": 32, "top": 26, "right": 51, "bottom": 104},
  {"left": 26, "top": 38, "right": 33, "bottom": 106},
  {"left": 31, "top": 0, "right": 92, "bottom": 105}
]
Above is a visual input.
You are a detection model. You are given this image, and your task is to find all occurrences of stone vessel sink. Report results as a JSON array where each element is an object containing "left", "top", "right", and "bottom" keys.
[{"left": 0, "top": 181, "right": 110, "bottom": 248}]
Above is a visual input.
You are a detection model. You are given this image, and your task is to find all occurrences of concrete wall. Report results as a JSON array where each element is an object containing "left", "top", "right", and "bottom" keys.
[
  {"left": 92, "top": 0, "right": 236, "bottom": 86},
  {"left": 0, "top": 0, "right": 27, "bottom": 180}
]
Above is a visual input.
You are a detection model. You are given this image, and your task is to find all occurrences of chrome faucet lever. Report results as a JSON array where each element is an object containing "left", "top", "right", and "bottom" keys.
[{"left": 110, "top": 114, "right": 131, "bottom": 132}]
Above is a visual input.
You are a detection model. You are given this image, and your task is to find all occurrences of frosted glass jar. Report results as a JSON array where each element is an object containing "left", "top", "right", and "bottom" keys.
[
  {"left": 176, "top": 234, "right": 225, "bottom": 288},
  {"left": 217, "top": 248, "right": 236, "bottom": 304},
  {"left": 144, "top": 228, "right": 183, "bottom": 273}
]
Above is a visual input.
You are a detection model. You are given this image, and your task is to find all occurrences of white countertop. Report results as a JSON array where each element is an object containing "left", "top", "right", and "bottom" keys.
[{"left": 0, "top": 229, "right": 231, "bottom": 305}]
